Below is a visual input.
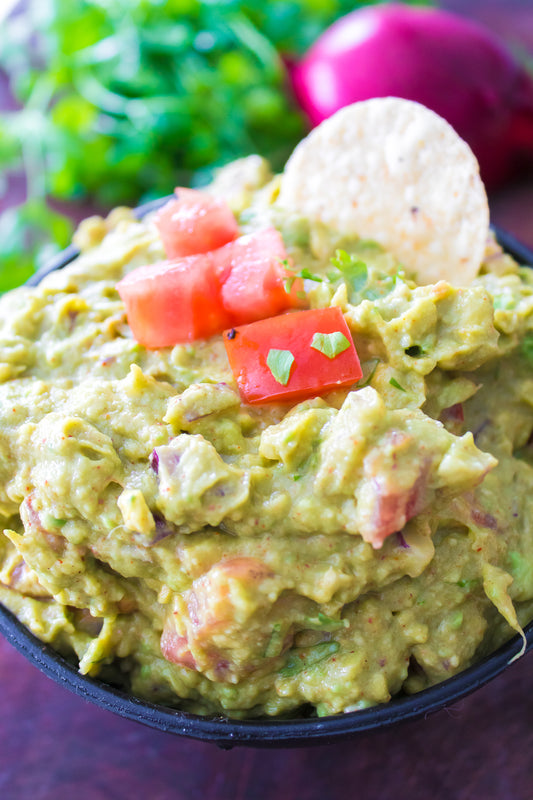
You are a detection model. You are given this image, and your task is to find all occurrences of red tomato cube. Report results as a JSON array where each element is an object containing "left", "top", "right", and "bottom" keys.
[
  {"left": 224, "top": 306, "right": 363, "bottom": 404},
  {"left": 154, "top": 187, "right": 239, "bottom": 258},
  {"left": 218, "top": 228, "right": 304, "bottom": 324},
  {"left": 116, "top": 256, "right": 231, "bottom": 348}
]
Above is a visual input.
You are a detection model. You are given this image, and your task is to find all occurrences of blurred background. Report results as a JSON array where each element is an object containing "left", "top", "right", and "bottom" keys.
[{"left": 0, "top": 0, "right": 533, "bottom": 290}]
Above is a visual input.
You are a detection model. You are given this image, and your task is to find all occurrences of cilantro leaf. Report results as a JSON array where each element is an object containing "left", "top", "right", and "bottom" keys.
[
  {"left": 283, "top": 263, "right": 323, "bottom": 294},
  {"left": 330, "top": 250, "right": 368, "bottom": 292},
  {"left": 298, "top": 267, "right": 323, "bottom": 282},
  {"left": 404, "top": 345, "right": 425, "bottom": 357},
  {"left": 310, "top": 330, "right": 350, "bottom": 359},
  {"left": 284, "top": 276, "right": 296, "bottom": 293},
  {"left": 389, "top": 377, "right": 406, "bottom": 392},
  {"left": 266, "top": 348, "right": 294, "bottom": 385},
  {"left": 304, "top": 612, "right": 348, "bottom": 631},
  {"left": 358, "top": 358, "right": 379, "bottom": 388},
  {"left": 280, "top": 641, "right": 340, "bottom": 677}
]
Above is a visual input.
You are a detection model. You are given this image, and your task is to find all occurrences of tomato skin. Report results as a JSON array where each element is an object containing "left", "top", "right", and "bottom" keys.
[
  {"left": 218, "top": 228, "right": 304, "bottom": 324},
  {"left": 116, "top": 256, "right": 231, "bottom": 348},
  {"left": 154, "top": 187, "right": 239, "bottom": 258},
  {"left": 224, "top": 306, "right": 363, "bottom": 404}
]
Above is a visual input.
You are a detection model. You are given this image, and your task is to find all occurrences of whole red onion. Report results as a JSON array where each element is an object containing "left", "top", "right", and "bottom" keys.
[{"left": 288, "top": 3, "right": 533, "bottom": 188}]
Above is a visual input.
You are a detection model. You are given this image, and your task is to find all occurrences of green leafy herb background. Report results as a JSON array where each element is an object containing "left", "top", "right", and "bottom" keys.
[{"left": 0, "top": 0, "right": 427, "bottom": 287}]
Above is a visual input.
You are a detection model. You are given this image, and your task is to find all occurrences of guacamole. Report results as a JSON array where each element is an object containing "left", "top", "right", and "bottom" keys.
[{"left": 1, "top": 157, "right": 533, "bottom": 719}]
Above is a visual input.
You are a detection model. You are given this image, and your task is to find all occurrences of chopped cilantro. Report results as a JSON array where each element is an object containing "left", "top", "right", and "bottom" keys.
[
  {"left": 389, "top": 377, "right": 406, "bottom": 392},
  {"left": 266, "top": 348, "right": 294, "bottom": 385},
  {"left": 283, "top": 263, "right": 323, "bottom": 294},
  {"left": 304, "top": 612, "right": 348, "bottom": 631},
  {"left": 450, "top": 611, "right": 463, "bottom": 629},
  {"left": 279, "top": 641, "right": 340, "bottom": 677},
  {"left": 44, "top": 514, "right": 67, "bottom": 528},
  {"left": 283, "top": 277, "right": 296, "bottom": 293},
  {"left": 358, "top": 358, "right": 380, "bottom": 388},
  {"left": 299, "top": 268, "right": 324, "bottom": 282},
  {"left": 509, "top": 551, "right": 525, "bottom": 570},
  {"left": 310, "top": 331, "right": 351, "bottom": 359},
  {"left": 404, "top": 345, "right": 425, "bottom": 357},
  {"left": 330, "top": 250, "right": 368, "bottom": 292},
  {"left": 362, "top": 287, "right": 383, "bottom": 301},
  {"left": 0, "top": 0, "right": 428, "bottom": 291},
  {"left": 507, "top": 550, "right": 533, "bottom": 592},
  {"left": 457, "top": 578, "right": 480, "bottom": 591},
  {"left": 493, "top": 293, "right": 516, "bottom": 311}
]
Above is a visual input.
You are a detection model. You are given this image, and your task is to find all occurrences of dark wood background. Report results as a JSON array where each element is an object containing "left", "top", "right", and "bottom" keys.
[{"left": 1, "top": 2, "right": 533, "bottom": 798}]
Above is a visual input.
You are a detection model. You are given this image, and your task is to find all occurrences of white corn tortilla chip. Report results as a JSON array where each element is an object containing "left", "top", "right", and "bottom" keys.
[{"left": 278, "top": 98, "right": 489, "bottom": 286}]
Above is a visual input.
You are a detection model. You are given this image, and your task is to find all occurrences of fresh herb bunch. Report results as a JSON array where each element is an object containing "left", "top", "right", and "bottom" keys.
[{"left": 0, "top": 0, "right": 425, "bottom": 286}]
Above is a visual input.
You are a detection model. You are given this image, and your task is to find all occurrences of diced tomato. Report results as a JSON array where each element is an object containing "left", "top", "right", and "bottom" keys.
[
  {"left": 360, "top": 433, "right": 428, "bottom": 548},
  {"left": 160, "top": 627, "right": 197, "bottom": 670},
  {"left": 218, "top": 228, "right": 304, "bottom": 325},
  {"left": 154, "top": 187, "right": 239, "bottom": 258},
  {"left": 160, "top": 558, "right": 277, "bottom": 679},
  {"left": 117, "top": 228, "right": 304, "bottom": 348},
  {"left": 116, "top": 256, "right": 231, "bottom": 348},
  {"left": 224, "top": 306, "right": 363, "bottom": 404}
]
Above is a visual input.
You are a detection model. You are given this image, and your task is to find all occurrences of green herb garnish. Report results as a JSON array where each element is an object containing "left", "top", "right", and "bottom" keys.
[
  {"left": 404, "top": 345, "right": 425, "bottom": 358},
  {"left": 330, "top": 250, "right": 368, "bottom": 292},
  {"left": 310, "top": 331, "right": 350, "bottom": 359},
  {"left": 389, "top": 377, "right": 406, "bottom": 392},
  {"left": 358, "top": 358, "right": 380, "bottom": 388},
  {"left": 284, "top": 277, "right": 295, "bottom": 293},
  {"left": 283, "top": 264, "right": 323, "bottom": 294},
  {"left": 43, "top": 514, "right": 67, "bottom": 528},
  {"left": 457, "top": 578, "right": 480, "bottom": 591},
  {"left": 299, "top": 267, "right": 323, "bottom": 282},
  {"left": 493, "top": 293, "right": 516, "bottom": 311},
  {"left": 450, "top": 611, "right": 463, "bottom": 629},
  {"left": 508, "top": 550, "right": 533, "bottom": 592},
  {"left": 280, "top": 641, "right": 340, "bottom": 677},
  {"left": 0, "top": 0, "right": 428, "bottom": 291},
  {"left": 266, "top": 348, "right": 294, "bottom": 385},
  {"left": 304, "top": 612, "right": 348, "bottom": 631}
]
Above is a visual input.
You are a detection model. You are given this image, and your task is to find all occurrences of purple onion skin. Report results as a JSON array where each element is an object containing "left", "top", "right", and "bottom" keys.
[
  {"left": 396, "top": 531, "right": 410, "bottom": 549},
  {"left": 288, "top": 3, "right": 533, "bottom": 189},
  {"left": 152, "top": 515, "right": 176, "bottom": 544},
  {"left": 149, "top": 449, "right": 159, "bottom": 475}
]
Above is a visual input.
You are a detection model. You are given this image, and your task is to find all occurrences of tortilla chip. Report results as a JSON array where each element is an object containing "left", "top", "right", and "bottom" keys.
[{"left": 278, "top": 98, "right": 489, "bottom": 286}]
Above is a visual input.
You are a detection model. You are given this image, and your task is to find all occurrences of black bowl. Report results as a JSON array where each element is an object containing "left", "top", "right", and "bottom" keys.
[{"left": 2, "top": 207, "right": 532, "bottom": 748}]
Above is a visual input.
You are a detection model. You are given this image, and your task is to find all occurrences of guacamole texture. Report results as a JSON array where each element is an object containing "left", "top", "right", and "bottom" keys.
[{"left": 1, "top": 157, "right": 533, "bottom": 718}]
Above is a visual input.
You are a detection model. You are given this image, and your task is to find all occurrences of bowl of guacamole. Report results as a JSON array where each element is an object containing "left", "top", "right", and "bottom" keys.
[{"left": 2, "top": 100, "right": 533, "bottom": 745}]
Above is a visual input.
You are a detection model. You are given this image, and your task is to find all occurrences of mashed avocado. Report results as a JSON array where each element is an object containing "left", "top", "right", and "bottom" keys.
[{"left": 1, "top": 157, "right": 533, "bottom": 718}]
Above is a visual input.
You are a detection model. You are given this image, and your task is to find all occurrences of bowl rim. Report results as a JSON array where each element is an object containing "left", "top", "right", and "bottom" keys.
[
  {"left": 2, "top": 206, "right": 533, "bottom": 747},
  {"left": 0, "top": 601, "right": 531, "bottom": 748}
]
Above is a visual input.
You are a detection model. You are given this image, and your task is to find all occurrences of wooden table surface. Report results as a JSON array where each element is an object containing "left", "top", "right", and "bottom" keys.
[{"left": 1, "top": 2, "right": 533, "bottom": 798}]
